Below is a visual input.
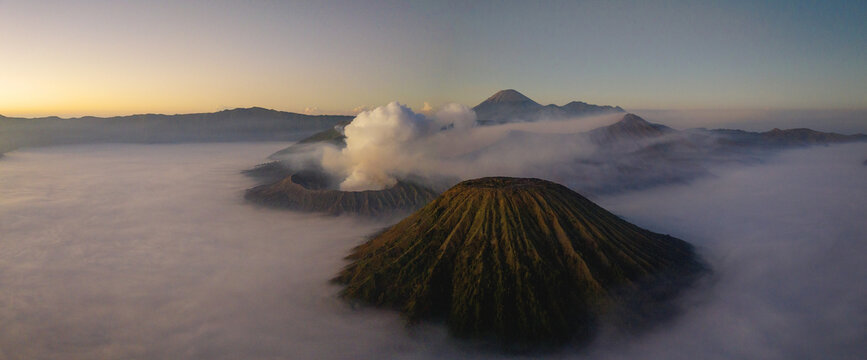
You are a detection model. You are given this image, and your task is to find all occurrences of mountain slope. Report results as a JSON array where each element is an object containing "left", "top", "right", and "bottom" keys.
[
  {"left": 335, "top": 177, "right": 705, "bottom": 346},
  {"left": 588, "top": 113, "right": 674, "bottom": 145},
  {"left": 268, "top": 120, "right": 350, "bottom": 160}
]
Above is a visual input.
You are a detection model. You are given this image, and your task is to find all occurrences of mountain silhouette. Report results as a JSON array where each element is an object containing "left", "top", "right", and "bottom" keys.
[
  {"left": 472, "top": 89, "right": 624, "bottom": 124},
  {"left": 0, "top": 107, "right": 351, "bottom": 155},
  {"left": 588, "top": 113, "right": 674, "bottom": 144}
]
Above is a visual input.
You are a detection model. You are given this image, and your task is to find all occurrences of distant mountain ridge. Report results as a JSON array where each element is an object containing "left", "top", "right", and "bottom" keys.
[
  {"left": 707, "top": 127, "right": 867, "bottom": 147},
  {"left": 584, "top": 112, "right": 867, "bottom": 149},
  {"left": 473, "top": 89, "right": 624, "bottom": 124},
  {"left": 0, "top": 107, "right": 352, "bottom": 154},
  {"left": 1, "top": 106, "right": 321, "bottom": 121},
  {"left": 535, "top": 112, "right": 867, "bottom": 195}
]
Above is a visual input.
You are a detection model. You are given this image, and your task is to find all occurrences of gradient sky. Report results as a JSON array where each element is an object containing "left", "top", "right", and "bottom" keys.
[{"left": 1, "top": 0, "right": 865, "bottom": 117}]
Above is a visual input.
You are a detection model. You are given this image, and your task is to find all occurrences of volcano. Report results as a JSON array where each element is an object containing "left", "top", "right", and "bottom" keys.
[
  {"left": 472, "top": 89, "right": 624, "bottom": 124},
  {"left": 589, "top": 113, "right": 674, "bottom": 144},
  {"left": 334, "top": 177, "right": 705, "bottom": 347},
  {"left": 244, "top": 170, "right": 438, "bottom": 217}
]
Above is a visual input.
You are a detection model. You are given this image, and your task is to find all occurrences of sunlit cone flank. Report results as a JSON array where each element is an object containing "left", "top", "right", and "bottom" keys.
[{"left": 335, "top": 177, "right": 706, "bottom": 347}]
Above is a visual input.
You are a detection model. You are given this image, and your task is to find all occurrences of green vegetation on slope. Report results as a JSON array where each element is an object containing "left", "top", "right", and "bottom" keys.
[{"left": 335, "top": 177, "right": 704, "bottom": 346}]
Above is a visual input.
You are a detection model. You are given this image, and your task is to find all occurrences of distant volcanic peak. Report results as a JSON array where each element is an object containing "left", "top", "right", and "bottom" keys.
[
  {"left": 482, "top": 89, "right": 539, "bottom": 105},
  {"left": 298, "top": 123, "right": 348, "bottom": 144},
  {"left": 473, "top": 89, "right": 625, "bottom": 124},
  {"left": 590, "top": 113, "right": 673, "bottom": 144},
  {"left": 620, "top": 113, "right": 647, "bottom": 124},
  {"left": 267, "top": 122, "right": 350, "bottom": 160},
  {"left": 336, "top": 176, "right": 704, "bottom": 345},
  {"left": 611, "top": 113, "right": 670, "bottom": 132}
]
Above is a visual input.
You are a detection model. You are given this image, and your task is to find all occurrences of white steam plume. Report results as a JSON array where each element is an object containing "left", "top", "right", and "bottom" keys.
[{"left": 322, "top": 101, "right": 476, "bottom": 191}]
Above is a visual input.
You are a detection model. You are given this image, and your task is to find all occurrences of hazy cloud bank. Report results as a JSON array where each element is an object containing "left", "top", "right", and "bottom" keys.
[
  {"left": 0, "top": 142, "right": 864, "bottom": 359},
  {"left": 588, "top": 143, "right": 867, "bottom": 360}
]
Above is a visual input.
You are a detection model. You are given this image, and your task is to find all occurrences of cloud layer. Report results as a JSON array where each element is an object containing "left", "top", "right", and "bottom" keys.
[{"left": 0, "top": 142, "right": 864, "bottom": 359}]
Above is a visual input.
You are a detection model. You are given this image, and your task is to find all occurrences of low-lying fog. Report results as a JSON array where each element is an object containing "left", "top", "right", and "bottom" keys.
[{"left": 0, "top": 142, "right": 864, "bottom": 359}]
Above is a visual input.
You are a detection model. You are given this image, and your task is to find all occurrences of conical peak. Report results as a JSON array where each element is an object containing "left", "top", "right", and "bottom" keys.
[
  {"left": 590, "top": 113, "right": 672, "bottom": 142},
  {"left": 619, "top": 113, "right": 649, "bottom": 125},
  {"left": 335, "top": 176, "right": 706, "bottom": 347},
  {"left": 483, "top": 89, "right": 537, "bottom": 104}
]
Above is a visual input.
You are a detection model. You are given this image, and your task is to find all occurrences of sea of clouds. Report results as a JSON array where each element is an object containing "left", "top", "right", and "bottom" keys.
[{"left": 0, "top": 141, "right": 864, "bottom": 359}]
